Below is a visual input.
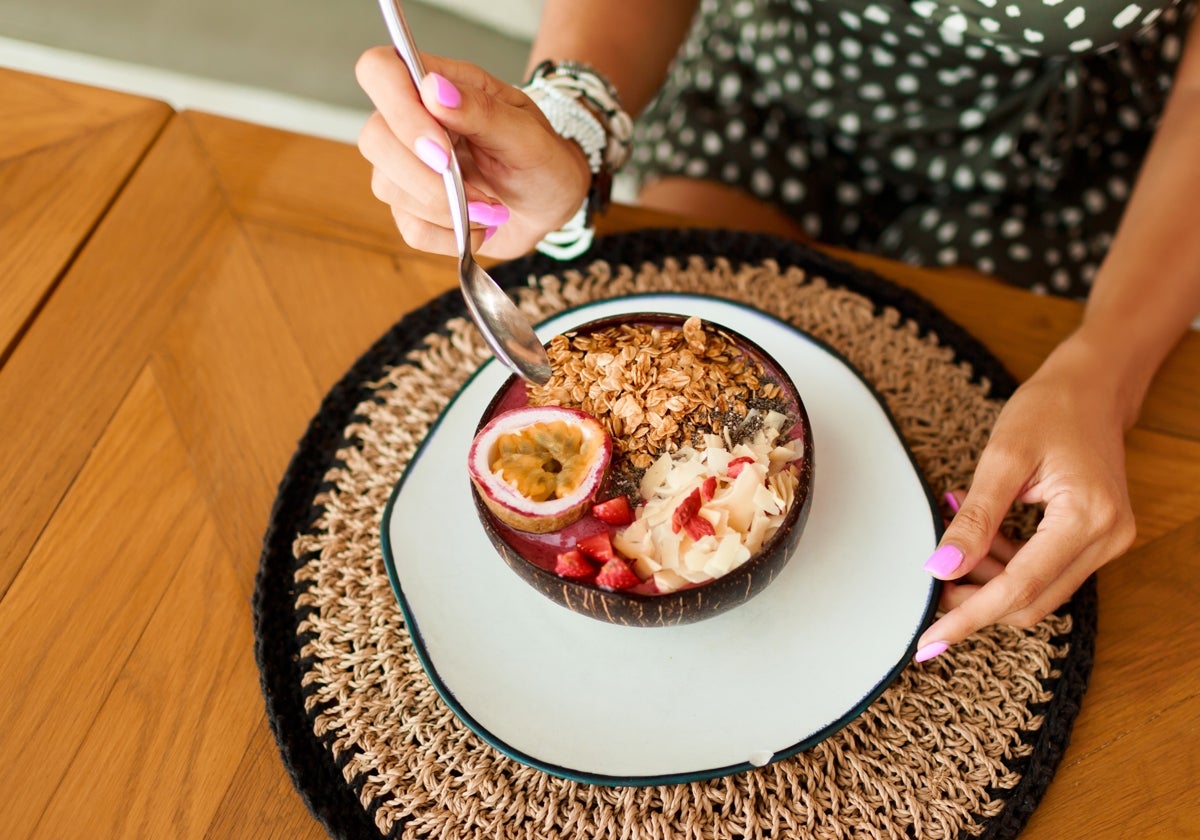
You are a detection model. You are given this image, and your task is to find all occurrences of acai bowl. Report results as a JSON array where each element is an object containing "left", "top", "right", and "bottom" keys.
[{"left": 468, "top": 313, "right": 815, "bottom": 627}]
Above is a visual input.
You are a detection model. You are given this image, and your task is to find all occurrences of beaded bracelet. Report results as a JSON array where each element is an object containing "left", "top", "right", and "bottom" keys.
[{"left": 522, "top": 60, "right": 633, "bottom": 260}]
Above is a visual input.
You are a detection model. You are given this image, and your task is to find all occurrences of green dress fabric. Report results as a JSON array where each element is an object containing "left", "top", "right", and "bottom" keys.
[{"left": 629, "top": 0, "right": 1196, "bottom": 297}]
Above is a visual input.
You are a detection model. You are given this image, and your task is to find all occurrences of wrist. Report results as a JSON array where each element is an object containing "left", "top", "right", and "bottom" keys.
[
  {"left": 1046, "top": 326, "right": 1155, "bottom": 430},
  {"left": 521, "top": 60, "right": 633, "bottom": 260}
]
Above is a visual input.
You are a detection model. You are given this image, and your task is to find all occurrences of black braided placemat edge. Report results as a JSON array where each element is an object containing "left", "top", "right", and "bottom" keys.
[{"left": 253, "top": 227, "right": 1095, "bottom": 840}]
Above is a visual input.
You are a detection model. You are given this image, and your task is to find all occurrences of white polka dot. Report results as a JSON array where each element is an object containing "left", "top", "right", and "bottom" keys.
[
  {"left": 942, "top": 12, "right": 969, "bottom": 32},
  {"left": 838, "top": 112, "right": 861, "bottom": 134},
  {"left": 911, "top": 1, "right": 937, "bottom": 18},
  {"left": 1164, "top": 33, "right": 1182, "bottom": 62},
  {"left": 953, "top": 166, "right": 975, "bottom": 189},
  {"left": 907, "top": 52, "right": 929, "bottom": 68},
  {"left": 937, "top": 221, "right": 958, "bottom": 243},
  {"left": 1107, "top": 176, "right": 1129, "bottom": 200},
  {"left": 813, "top": 68, "right": 835, "bottom": 89},
  {"left": 1043, "top": 0, "right": 1065, "bottom": 5},
  {"left": 837, "top": 183, "right": 862, "bottom": 204},
  {"left": 755, "top": 54, "right": 776, "bottom": 74},
  {"left": 839, "top": 10, "right": 862, "bottom": 29},
  {"left": 813, "top": 42, "right": 834, "bottom": 65},
  {"left": 684, "top": 158, "right": 708, "bottom": 177},
  {"left": 977, "top": 257, "right": 996, "bottom": 274},
  {"left": 937, "top": 247, "right": 959, "bottom": 264},
  {"left": 990, "top": 134, "right": 1013, "bottom": 157},
  {"left": 1068, "top": 240, "right": 1087, "bottom": 261},
  {"left": 871, "top": 46, "right": 896, "bottom": 66},
  {"left": 1069, "top": 39, "right": 1094, "bottom": 52},
  {"left": 864, "top": 4, "right": 891, "bottom": 25},
  {"left": 919, "top": 208, "right": 941, "bottom": 230},
  {"left": 896, "top": 74, "right": 919, "bottom": 94},
  {"left": 970, "top": 228, "right": 993, "bottom": 247},
  {"left": 727, "top": 119, "right": 746, "bottom": 141},
  {"left": 1065, "top": 7, "right": 1086, "bottom": 28},
  {"left": 978, "top": 0, "right": 997, "bottom": 7},
  {"left": 1045, "top": 248, "right": 1060, "bottom": 265},
  {"left": 751, "top": 169, "right": 773, "bottom": 196},
  {"left": 960, "top": 108, "right": 986, "bottom": 129},
  {"left": 749, "top": 139, "right": 768, "bottom": 159},
  {"left": 840, "top": 38, "right": 863, "bottom": 59},
  {"left": 1001, "top": 218, "right": 1025, "bottom": 238},
  {"left": 1006, "top": 5, "right": 1021, "bottom": 17},
  {"left": 1051, "top": 269, "right": 1071, "bottom": 291},
  {"left": 1113, "top": 4, "right": 1142, "bottom": 27},
  {"left": 860, "top": 83, "right": 885, "bottom": 101},
  {"left": 928, "top": 156, "right": 947, "bottom": 179},
  {"left": 874, "top": 103, "right": 899, "bottom": 122},
  {"left": 808, "top": 100, "right": 834, "bottom": 119},
  {"left": 981, "top": 17, "right": 1002, "bottom": 33},
  {"left": 1008, "top": 243, "right": 1032, "bottom": 261},
  {"left": 781, "top": 178, "right": 805, "bottom": 202},
  {"left": 783, "top": 71, "right": 802, "bottom": 92},
  {"left": 1083, "top": 189, "right": 1107, "bottom": 214},
  {"left": 841, "top": 63, "right": 862, "bottom": 82},
  {"left": 720, "top": 75, "right": 742, "bottom": 99},
  {"left": 981, "top": 170, "right": 1007, "bottom": 190},
  {"left": 786, "top": 145, "right": 809, "bottom": 168},
  {"left": 1024, "top": 29, "right": 1045, "bottom": 43}
]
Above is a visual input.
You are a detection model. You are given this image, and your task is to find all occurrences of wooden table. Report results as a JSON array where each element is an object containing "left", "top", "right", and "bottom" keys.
[{"left": 2, "top": 70, "right": 1198, "bottom": 839}]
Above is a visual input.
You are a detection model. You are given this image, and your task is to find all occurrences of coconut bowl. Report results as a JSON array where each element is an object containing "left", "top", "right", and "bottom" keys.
[{"left": 469, "top": 313, "right": 815, "bottom": 627}]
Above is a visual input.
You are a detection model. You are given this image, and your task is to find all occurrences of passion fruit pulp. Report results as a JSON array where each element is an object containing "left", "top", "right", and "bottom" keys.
[{"left": 468, "top": 406, "right": 612, "bottom": 534}]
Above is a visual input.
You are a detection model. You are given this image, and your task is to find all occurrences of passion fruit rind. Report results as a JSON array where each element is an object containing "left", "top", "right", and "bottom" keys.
[{"left": 468, "top": 405, "right": 613, "bottom": 534}]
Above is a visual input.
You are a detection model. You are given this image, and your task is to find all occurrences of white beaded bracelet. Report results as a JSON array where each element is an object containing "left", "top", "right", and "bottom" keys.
[{"left": 522, "top": 61, "right": 633, "bottom": 260}]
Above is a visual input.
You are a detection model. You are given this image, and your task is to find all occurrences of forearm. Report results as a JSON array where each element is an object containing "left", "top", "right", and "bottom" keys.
[
  {"left": 1070, "top": 18, "right": 1200, "bottom": 425},
  {"left": 527, "top": 0, "right": 699, "bottom": 114}
]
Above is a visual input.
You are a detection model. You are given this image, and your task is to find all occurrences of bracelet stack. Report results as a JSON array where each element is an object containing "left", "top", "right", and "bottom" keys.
[{"left": 522, "top": 60, "right": 633, "bottom": 260}]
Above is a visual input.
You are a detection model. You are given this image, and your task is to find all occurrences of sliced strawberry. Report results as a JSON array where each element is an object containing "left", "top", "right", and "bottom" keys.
[
  {"left": 726, "top": 456, "right": 756, "bottom": 478},
  {"left": 595, "top": 557, "right": 641, "bottom": 590},
  {"left": 684, "top": 516, "right": 715, "bottom": 541},
  {"left": 577, "top": 531, "right": 616, "bottom": 563},
  {"left": 554, "top": 549, "right": 596, "bottom": 580},
  {"left": 671, "top": 488, "right": 703, "bottom": 534},
  {"left": 592, "top": 495, "right": 635, "bottom": 526},
  {"left": 700, "top": 475, "right": 717, "bottom": 501}
]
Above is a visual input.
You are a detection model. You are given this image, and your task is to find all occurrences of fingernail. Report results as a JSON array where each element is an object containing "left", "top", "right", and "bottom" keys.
[
  {"left": 467, "top": 201, "right": 510, "bottom": 226},
  {"left": 430, "top": 73, "right": 461, "bottom": 108},
  {"left": 483, "top": 225, "right": 499, "bottom": 242},
  {"left": 923, "top": 544, "right": 963, "bottom": 577},
  {"left": 915, "top": 640, "right": 950, "bottom": 662},
  {"left": 944, "top": 492, "right": 960, "bottom": 513},
  {"left": 414, "top": 137, "right": 449, "bottom": 173}
]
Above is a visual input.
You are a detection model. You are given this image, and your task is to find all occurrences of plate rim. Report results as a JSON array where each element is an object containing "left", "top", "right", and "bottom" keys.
[{"left": 380, "top": 291, "right": 943, "bottom": 786}]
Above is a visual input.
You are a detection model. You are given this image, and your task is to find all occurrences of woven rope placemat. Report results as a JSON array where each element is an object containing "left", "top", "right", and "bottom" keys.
[{"left": 255, "top": 228, "right": 1095, "bottom": 840}]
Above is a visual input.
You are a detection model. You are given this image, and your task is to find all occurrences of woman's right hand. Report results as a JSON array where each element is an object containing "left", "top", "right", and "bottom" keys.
[{"left": 355, "top": 47, "right": 592, "bottom": 259}]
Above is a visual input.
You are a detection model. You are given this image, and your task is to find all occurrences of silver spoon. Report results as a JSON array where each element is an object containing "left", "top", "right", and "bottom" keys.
[{"left": 377, "top": 0, "right": 552, "bottom": 385}]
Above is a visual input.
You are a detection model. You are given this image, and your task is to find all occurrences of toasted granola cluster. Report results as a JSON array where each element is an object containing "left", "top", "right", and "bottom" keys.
[{"left": 527, "top": 316, "right": 784, "bottom": 472}]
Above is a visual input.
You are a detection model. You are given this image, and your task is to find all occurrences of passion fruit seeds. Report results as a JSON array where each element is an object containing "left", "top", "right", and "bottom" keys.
[{"left": 468, "top": 406, "right": 612, "bottom": 534}]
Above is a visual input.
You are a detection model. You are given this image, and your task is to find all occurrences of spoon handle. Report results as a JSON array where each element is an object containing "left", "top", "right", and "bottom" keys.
[{"left": 376, "top": 0, "right": 471, "bottom": 258}]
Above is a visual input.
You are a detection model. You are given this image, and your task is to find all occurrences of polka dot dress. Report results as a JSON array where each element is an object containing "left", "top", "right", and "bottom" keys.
[{"left": 628, "top": 0, "right": 1196, "bottom": 297}]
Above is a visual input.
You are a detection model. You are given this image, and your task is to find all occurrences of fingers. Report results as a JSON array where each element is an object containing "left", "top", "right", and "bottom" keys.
[
  {"left": 356, "top": 49, "right": 513, "bottom": 253},
  {"left": 924, "top": 447, "right": 1030, "bottom": 583}
]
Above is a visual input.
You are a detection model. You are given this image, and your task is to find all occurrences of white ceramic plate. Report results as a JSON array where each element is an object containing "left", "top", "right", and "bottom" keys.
[{"left": 382, "top": 293, "right": 941, "bottom": 785}]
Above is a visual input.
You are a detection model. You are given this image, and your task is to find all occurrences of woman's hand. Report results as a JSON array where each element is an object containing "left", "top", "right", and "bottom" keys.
[
  {"left": 914, "top": 331, "right": 1138, "bottom": 661},
  {"left": 355, "top": 47, "right": 592, "bottom": 258}
]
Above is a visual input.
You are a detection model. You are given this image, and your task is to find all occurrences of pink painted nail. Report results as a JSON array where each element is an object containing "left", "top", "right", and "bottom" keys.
[
  {"left": 414, "top": 137, "right": 449, "bottom": 174},
  {"left": 483, "top": 225, "right": 499, "bottom": 242},
  {"left": 944, "top": 492, "right": 961, "bottom": 513},
  {"left": 467, "top": 201, "right": 510, "bottom": 227},
  {"left": 915, "top": 640, "right": 950, "bottom": 663},
  {"left": 430, "top": 73, "right": 461, "bottom": 108},
  {"left": 923, "top": 544, "right": 963, "bottom": 577}
]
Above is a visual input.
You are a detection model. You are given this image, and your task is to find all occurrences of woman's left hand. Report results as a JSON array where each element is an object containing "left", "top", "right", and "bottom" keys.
[{"left": 914, "top": 332, "right": 1138, "bottom": 662}]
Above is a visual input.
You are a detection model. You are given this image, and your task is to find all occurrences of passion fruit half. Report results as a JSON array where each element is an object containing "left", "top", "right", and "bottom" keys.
[{"left": 468, "top": 405, "right": 613, "bottom": 534}]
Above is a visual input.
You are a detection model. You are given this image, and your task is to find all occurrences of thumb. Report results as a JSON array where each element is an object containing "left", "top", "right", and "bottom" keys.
[{"left": 925, "top": 449, "right": 1028, "bottom": 580}]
